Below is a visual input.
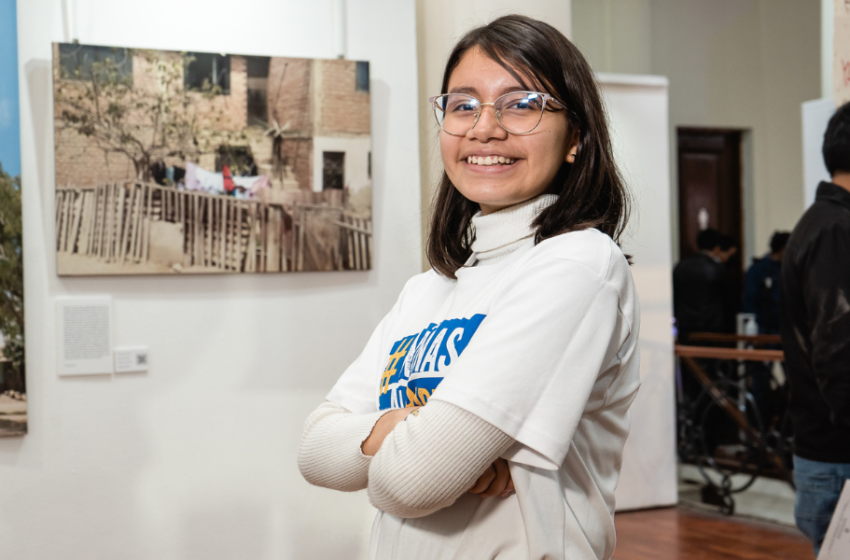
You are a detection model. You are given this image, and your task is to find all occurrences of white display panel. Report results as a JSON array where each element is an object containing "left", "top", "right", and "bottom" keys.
[
  {"left": 802, "top": 97, "right": 835, "bottom": 209},
  {"left": 599, "top": 73, "right": 678, "bottom": 511}
]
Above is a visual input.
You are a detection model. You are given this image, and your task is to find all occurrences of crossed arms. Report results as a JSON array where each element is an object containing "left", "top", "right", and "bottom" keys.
[{"left": 297, "top": 400, "right": 515, "bottom": 518}]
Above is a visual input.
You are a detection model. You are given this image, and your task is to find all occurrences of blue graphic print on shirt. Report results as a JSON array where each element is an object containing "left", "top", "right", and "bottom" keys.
[{"left": 378, "top": 314, "right": 486, "bottom": 410}]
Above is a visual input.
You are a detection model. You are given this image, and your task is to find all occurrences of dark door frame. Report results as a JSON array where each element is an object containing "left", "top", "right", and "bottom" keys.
[{"left": 677, "top": 127, "right": 745, "bottom": 295}]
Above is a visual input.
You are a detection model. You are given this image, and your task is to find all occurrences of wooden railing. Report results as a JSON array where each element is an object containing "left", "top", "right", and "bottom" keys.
[
  {"left": 674, "top": 345, "right": 784, "bottom": 362},
  {"left": 56, "top": 182, "right": 372, "bottom": 273},
  {"left": 685, "top": 332, "right": 782, "bottom": 346}
]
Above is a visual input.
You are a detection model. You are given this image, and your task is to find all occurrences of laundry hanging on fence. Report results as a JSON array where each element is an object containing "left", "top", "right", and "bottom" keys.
[
  {"left": 234, "top": 175, "right": 271, "bottom": 198},
  {"left": 182, "top": 162, "right": 269, "bottom": 199},
  {"left": 222, "top": 165, "right": 236, "bottom": 193},
  {"left": 184, "top": 162, "right": 225, "bottom": 194}
]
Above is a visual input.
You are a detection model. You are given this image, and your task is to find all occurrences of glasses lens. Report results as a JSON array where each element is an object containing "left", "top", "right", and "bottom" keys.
[
  {"left": 495, "top": 92, "right": 546, "bottom": 134},
  {"left": 434, "top": 94, "right": 479, "bottom": 135}
]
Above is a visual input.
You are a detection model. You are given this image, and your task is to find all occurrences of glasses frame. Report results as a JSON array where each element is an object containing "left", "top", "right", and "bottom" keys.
[{"left": 428, "top": 90, "right": 564, "bottom": 136}]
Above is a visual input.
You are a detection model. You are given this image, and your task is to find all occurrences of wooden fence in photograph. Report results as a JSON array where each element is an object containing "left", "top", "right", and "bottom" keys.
[{"left": 55, "top": 182, "right": 372, "bottom": 273}]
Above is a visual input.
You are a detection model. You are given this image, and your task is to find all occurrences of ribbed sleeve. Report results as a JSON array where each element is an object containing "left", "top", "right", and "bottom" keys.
[
  {"left": 297, "top": 402, "right": 387, "bottom": 492},
  {"left": 367, "top": 401, "right": 514, "bottom": 519}
]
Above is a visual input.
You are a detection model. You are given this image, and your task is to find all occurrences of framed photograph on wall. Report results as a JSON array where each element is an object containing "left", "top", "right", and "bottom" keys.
[
  {"left": 0, "top": 0, "right": 26, "bottom": 436},
  {"left": 52, "top": 43, "right": 373, "bottom": 275}
]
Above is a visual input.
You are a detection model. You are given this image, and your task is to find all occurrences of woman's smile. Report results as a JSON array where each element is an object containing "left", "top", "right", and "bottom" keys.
[{"left": 464, "top": 154, "right": 520, "bottom": 174}]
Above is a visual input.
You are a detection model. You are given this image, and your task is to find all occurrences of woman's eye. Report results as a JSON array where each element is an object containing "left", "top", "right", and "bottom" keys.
[
  {"left": 506, "top": 99, "right": 539, "bottom": 111},
  {"left": 451, "top": 103, "right": 477, "bottom": 112}
]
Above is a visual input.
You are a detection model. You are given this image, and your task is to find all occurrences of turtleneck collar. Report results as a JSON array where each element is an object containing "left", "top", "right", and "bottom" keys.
[{"left": 469, "top": 194, "right": 558, "bottom": 266}]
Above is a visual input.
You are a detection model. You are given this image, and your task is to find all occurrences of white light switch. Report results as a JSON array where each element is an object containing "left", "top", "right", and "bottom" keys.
[{"left": 114, "top": 347, "right": 149, "bottom": 373}]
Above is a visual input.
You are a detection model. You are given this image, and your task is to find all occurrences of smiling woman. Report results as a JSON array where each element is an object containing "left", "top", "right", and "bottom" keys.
[
  {"left": 298, "top": 14, "right": 638, "bottom": 560},
  {"left": 438, "top": 49, "right": 573, "bottom": 216}
]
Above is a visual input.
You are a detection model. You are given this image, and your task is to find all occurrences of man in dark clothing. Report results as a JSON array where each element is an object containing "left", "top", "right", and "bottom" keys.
[
  {"left": 744, "top": 231, "right": 790, "bottom": 334},
  {"left": 673, "top": 229, "right": 740, "bottom": 455},
  {"left": 743, "top": 231, "right": 790, "bottom": 431},
  {"left": 780, "top": 101, "right": 850, "bottom": 555},
  {"left": 673, "top": 228, "right": 737, "bottom": 343}
]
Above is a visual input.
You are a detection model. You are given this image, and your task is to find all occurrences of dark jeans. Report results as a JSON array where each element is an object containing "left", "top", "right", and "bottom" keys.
[{"left": 793, "top": 455, "right": 850, "bottom": 556}]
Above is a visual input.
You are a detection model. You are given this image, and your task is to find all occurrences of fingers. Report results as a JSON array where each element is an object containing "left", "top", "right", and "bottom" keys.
[
  {"left": 468, "top": 459, "right": 515, "bottom": 498},
  {"left": 468, "top": 464, "right": 496, "bottom": 494},
  {"left": 500, "top": 476, "right": 515, "bottom": 498},
  {"left": 479, "top": 458, "right": 511, "bottom": 498}
]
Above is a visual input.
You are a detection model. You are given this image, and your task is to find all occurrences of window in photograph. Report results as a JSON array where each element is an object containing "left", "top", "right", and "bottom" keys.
[
  {"left": 356, "top": 61, "right": 369, "bottom": 93},
  {"left": 58, "top": 44, "right": 133, "bottom": 84},
  {"left": 247, "top": 56, "right": 270, "bottom": 126},
  {"left": 185, "top": 53, "right": 230, "bottom": 94},
  {"left": 323, "top": 152, "right": 345, "bottom": 190}
]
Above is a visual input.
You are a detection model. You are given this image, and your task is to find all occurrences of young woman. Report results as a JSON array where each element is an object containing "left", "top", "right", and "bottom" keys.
[{"left": 298, "top": 15, "right": 639, "bottom": 560}]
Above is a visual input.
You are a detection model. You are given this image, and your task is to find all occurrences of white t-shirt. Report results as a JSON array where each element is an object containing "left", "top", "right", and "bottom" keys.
[{"left": 327, "top": 228, "right": 640, "bottom": 560}]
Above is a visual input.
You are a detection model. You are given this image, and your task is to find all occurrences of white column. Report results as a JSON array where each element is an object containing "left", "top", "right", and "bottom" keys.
[{"left": 824, "top": 0, "right": 835, "bottom": 98}]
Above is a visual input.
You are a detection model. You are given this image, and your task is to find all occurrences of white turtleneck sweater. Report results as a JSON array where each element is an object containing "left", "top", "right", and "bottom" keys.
[
  {"left": 299, "top": 196, "right": 555, "bottom": 515},
  {"left": 298, "top": 194, "right": 640, "bottom": 560},
  {"left": 469, "top": 194, "right": 558, "bottom": 265}
]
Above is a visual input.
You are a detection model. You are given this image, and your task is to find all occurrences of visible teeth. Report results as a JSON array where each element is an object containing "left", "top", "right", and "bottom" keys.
[{"left": 468, "top": 156, "right": 515, "bottom": 166}]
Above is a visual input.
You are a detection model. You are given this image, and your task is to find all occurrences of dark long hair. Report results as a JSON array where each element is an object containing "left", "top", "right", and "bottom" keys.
[{"left": 426, "top": 15, "right": 630, "bottom": 279}]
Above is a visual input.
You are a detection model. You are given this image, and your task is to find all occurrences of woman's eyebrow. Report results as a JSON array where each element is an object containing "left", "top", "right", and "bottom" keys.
[
  {"left": 448, "top": 86, "right": 479, "bottom": 95},
  {"left": 447, "top": 85, "right": 528, "bottom": 96}
]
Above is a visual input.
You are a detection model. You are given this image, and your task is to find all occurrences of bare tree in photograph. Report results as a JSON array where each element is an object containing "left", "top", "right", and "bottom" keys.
[{"left": 55, "top": 48, "right": 246, "bottom": 182}]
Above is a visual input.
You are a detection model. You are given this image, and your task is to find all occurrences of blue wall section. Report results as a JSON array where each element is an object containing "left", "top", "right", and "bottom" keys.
[{"left": 0, "top": 0, "right": 20, "bottom": 178}]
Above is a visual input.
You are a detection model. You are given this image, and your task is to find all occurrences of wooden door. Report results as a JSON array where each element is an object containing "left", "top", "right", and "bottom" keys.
[{"left": 677, "top": 128, "right": 744, "bottom": 292}]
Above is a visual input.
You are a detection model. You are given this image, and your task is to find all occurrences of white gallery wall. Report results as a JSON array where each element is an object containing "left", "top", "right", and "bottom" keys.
[
  {"left": 601, "top": 75, "right": 677, "bottom": 511},
  {"left": 3, "top": 1, "right": 422, "bottom": 559}
]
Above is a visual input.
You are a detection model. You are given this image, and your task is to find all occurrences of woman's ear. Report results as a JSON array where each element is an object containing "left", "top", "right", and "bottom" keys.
[{"left": 565, "top": 129, "right": 580, "bottom": 164}]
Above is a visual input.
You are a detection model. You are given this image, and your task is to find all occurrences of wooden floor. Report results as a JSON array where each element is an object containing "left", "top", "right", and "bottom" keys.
[{"left": 613, "top": 507, "right": 815, "bottom": 560}]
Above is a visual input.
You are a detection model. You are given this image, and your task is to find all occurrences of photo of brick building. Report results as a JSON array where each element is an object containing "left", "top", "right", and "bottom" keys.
[{"left": 52, "top": 43, "right": 373, "bottom": 275}]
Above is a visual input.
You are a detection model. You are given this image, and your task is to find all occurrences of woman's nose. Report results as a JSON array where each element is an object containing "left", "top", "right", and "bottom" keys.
[{"left": 469, "top": 105, "right": 508, "bottom": 141}]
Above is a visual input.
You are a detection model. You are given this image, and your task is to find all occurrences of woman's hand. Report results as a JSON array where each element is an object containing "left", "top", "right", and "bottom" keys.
[
  {"left": 468, "top": 458, "right": 514, "bottom": 498},
  {"left": 361, "top": 406, "right": 420, "bottom": 456}
]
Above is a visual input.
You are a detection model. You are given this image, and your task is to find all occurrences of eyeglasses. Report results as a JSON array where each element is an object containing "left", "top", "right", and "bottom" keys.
[{"left": 428, "top": 91, "right": 564, "bottom": 136}]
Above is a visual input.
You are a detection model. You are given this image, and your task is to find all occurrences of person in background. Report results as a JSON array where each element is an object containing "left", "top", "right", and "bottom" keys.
[
  {"left": 673, "top": 229, "right": 739, "bottom": 453},
  {"left": 743, "top": 231, "right": 790, "bottom": 335},
  {"left": 718, "top": 233, "right": 739, "bottom": 267},
  {"left": 673, "top": 228, "right": 737, "bottom": 344},
  {"left": 780, "top": 101, "right": 850, "bottom": 556},
  {"left": 743, "top": 231, "right": 790, "bottom": 430}
]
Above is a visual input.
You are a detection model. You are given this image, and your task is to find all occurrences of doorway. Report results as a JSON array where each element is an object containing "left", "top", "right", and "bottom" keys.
[{"left": 677, "top": 128, "right": 745, "bottom": 293}]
